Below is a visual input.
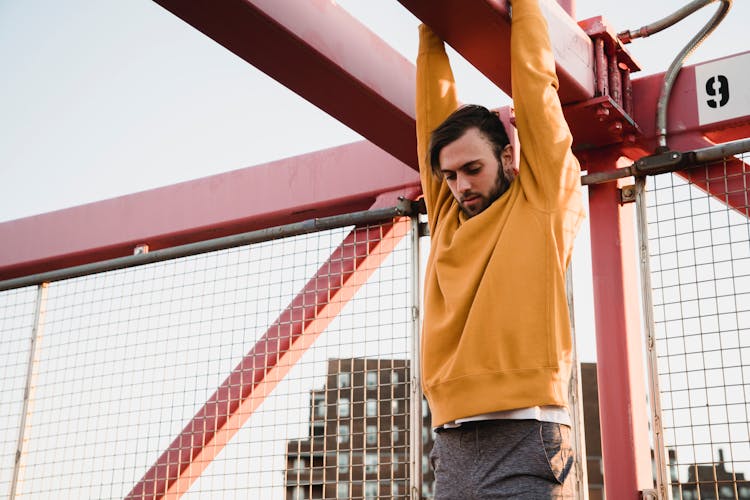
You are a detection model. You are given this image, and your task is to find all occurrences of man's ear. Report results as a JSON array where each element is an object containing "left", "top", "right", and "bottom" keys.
[{"left": 500, "top": 144, "right": 518, "bottom": 182}]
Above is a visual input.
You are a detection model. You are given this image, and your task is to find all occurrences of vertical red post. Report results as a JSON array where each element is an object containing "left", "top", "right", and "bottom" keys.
[{"left": 585, "top": 153, "right": 653, "bottom": 498}]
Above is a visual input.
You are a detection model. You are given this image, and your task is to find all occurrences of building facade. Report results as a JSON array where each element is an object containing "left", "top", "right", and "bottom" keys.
[
  {"left": 285, "top": 358, "right": 434, "bottom": 499},
  {"left": 285, "top": 360, "right": 748, "bottom": 499}
]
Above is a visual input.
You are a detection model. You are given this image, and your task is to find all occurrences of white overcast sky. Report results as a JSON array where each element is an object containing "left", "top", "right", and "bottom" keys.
[{"left": 1, "top": 0, "right": 748, "bottom": 363}]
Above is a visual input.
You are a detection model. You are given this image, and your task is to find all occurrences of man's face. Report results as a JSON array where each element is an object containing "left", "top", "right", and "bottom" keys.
[{"left": 438, "top": 127, "right": 511, "bottom": 218}]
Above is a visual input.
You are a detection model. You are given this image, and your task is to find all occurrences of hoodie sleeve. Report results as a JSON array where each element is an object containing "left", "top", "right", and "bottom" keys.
[
  {"left": 416, "top": 24, "right": 460, "bottom": 227},
  {"left": 510, "top": 0, "right": 582, "bottom": 215}
]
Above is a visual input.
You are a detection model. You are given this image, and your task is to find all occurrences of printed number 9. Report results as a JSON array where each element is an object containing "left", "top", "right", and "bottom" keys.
[{"left": 706, "top": 75, "right": 729, "bottom": 108}]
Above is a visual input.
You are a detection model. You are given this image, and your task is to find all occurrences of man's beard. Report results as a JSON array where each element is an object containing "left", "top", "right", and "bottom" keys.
[{"left": 459, "top": 169, "right": 509, "bottom": 218}]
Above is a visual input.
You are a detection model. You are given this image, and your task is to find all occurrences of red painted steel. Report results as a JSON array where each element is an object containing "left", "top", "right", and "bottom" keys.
[
  {"left": 628, "top": 50, "right": 750, "bottom": 154},
  {"left": 153, "top": 0, "right": 418, "bottom": 169},
  {"left": 149, "top": 0, "right": 748, "bottom": 163},
  {"left": 125, "top": 188, "right": 418, "bottom": 499},
  {"left": 586, "top": 153, "right": 654, "bottom": 499},
  {"left": 397, "top": 0, "right": 595, "bottom": 104},
  {"left": 669, "top": 135, "right": 750, "bottom": 218},
  {"left": 0, "top": 141, "right": 418, "bottom": 281},
  {"left": 683, "top": 155, "right": 750, "bottom": 218}
]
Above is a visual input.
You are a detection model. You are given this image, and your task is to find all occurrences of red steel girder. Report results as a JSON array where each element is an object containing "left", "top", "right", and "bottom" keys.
[
  {"left": 628, "top": 50, "right": 750, "bottom": 155},
  {"left": 151, "top": 0, "right": 748, "bottom": 162},
  {"left": 0, "top": 141, "right": 418, "bottom": 281},
  {"left": 682, "top": 155, "right": 750, "bottom": 219},
  {"left": 125, "top": 189, "right": 417, "bottom": 499},
  {"left": 153, "top": 0, "right": 418, "bottom": 168},
  {"left": 587, "top": 154, "right": 654, "bottom": 498},
  {"left": 397, "top": 0, "right": 595, "bottom": 104},
  {"left": 672, "top": 136, "right": 750, "bottom": 219}
]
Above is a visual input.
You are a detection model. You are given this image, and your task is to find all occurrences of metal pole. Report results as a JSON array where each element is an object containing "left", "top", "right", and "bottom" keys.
[
  {"left": 580, "top": 137, "right": 750, "bottom": 186},
  {"left": 409, "top": 215, "right": 424, "bottom": 500},
  {"left": 9, "top": 283, "right": 48, "bottom": 500},
  {"left": 634, "top": 177, "right": 670, "bottom": 500},
  {"left": 0, "top": 201, "right": 416, "bottom": 292},
  {"left": 566, "top": 266, "right": 589, "bottom": 500},
  {"left": 587, "top": 157, "right": 654, "bottom": 497}
]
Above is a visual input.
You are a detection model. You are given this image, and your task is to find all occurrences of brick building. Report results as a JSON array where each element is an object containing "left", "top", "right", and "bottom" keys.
[
  {"left": 285, "top": 360, "right": 747, "bottom": 499},
  {"left": 285, "top": 358, "right": 434, "bottom": 499}
]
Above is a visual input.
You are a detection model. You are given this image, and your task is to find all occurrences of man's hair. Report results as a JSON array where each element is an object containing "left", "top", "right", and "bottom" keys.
[{"left": 428, "top": 104, "right": 510, "bottom": 177}]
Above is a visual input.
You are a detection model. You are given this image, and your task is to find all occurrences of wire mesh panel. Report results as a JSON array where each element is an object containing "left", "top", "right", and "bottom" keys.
[
  {"left": 0, "top": 217, "right": 421, "bottom": 499},
  {"left": 0, "top": 286, "right": 40, "bottom": 497},
  {"left": 645, "top": 153, "right": 750, "bottom": 499}
]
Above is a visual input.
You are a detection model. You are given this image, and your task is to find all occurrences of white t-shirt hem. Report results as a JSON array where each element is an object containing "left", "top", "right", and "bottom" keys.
[{"left": 440, "top": 405, "right": 571, "bottom": 429}]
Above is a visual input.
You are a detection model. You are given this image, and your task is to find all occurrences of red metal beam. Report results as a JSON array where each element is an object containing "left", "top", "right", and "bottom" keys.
[
  {"left": 628, "top": 50, "right": 750, "bottom": 155},
  {"left": 681, "top": 155, "right": 750, "bottom": 219},
  {"left": 0, "top": 141, "right": 418, "bottom": 281},
  {"left": 153, "top": 0, "right": 418, "bottom": 169},
  {"left": 397, "top": 0, "right": 595, "bottom": 104},
  {"left": 150, "top": 0, "right": 748, "bottom": 163},
  {"left": 125, "top": 189, "right": 417, "bottom": 499},
  {"left": 669, "top": 135, "right": 750, "bottom": 219},
  {"left": 586, "top": 153, "right": 654, "bottom": 498}
]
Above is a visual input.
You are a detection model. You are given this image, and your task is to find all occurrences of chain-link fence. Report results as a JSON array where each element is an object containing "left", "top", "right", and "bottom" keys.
[
  {"left": 0, "top": 199, "right": 599, "bottom": 499},
  {"left": 643, "top": 152, "right": 750, "bottom": 499},
  {"left": 1, "top": 214, "right": 425, "bottom": 499}
]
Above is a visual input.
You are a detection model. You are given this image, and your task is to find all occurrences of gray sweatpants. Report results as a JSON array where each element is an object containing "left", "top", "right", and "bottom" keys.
[{"left": 429, "top": 419, "right": 575, "bottom": 499}]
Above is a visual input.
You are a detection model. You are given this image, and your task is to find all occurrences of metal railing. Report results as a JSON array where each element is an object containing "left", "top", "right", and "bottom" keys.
[
  {"left": 1, "top": 201, "right": 593, "bottom": 499},
  {"left": 1, "top": 208, "right": 422, "bottom": 499},
  {"left": 638, "top": 151, "right": 750, "bottom": 499}
]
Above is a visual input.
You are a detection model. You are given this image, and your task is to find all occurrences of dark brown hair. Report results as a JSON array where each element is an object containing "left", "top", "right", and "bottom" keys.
[{"left": 428, "top": 104, "right": 510, "bottom": 177}]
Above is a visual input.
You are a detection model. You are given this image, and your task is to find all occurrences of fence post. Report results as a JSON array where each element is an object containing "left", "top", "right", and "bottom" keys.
[
  {"left": 9, "top": 283, "right": 48, "bottom": 500},
  {"left": 409, "top": 215, "right": 424, "bottom": 500},
  {"left": 566, "top": 266, "right": 590, "bottom": 500},
  {"left": 634, "top": 177, "right": 669, "bottom": 499}
]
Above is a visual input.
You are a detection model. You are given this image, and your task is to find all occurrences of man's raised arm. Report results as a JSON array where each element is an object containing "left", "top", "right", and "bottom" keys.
[
  {"left": 511, "top": 0, "right": 581, "bottom": 211},
  {"left": 416, "top": 24, "right": 459, "bottom": 218}
]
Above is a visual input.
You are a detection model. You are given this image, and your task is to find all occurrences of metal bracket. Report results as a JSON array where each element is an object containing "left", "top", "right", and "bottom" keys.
[
  {"left": 620, "top": 184, "right": 637, "bottom": 204},
  {"left": 133, "top": 244, "right": 149, "bottom": 255},
  {"left": 565, "top": 15, "right": 642, "bottom": 152},
  {"left": 640, "top": 489, "right": 658, "bottom": 500},
  {"left": 396, "top": 197, "right": 427, "bottom": 217},
  {"left": 633, "top": 150, "right": 684, "bottom": 175}
]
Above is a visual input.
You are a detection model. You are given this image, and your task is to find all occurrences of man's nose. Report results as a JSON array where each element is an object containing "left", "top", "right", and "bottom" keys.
[{"left": 456, "top": 174, "right": 470, "bottom": 193}]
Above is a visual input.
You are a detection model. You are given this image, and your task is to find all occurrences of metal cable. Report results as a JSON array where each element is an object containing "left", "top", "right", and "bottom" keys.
[{"left": 617, "top": 0, "right": 733, "bottom": 151}]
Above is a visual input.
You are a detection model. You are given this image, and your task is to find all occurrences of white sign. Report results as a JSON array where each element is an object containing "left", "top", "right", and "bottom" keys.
[{"left": 695, "top": 51, "right": 750, "bottom": 126}]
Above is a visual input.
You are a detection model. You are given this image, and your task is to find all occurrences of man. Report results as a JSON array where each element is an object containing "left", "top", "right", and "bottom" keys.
[{"left": 416, "top": 0, "right": 585, "bottom": 497}]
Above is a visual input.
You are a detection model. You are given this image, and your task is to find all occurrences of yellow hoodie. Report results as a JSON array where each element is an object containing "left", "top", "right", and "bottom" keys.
[{"left": 416, "top": 0, "right": 585, "bottom": 427}]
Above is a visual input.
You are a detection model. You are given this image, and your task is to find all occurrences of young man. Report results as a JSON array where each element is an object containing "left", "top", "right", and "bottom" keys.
[{"left": 416, "top": 0, "right": 585, "bottom": 497}]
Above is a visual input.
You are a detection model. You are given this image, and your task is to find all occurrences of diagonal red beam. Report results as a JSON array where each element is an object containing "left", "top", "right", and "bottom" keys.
[
  {"left": 125, "top": 189, "right": 418, "bottom": 499},
  {"left": 151, "top": 0, "right": 747, "bottom": 172},
  {"left": 682, "top": 155, "right": 750, "bottom": 218},
  {"left": 0, "top": 141, "right": 418, "bottom": 281},
  {"left": 153, "top": 0, "right": 418, "bottom": 168},
  {"left": 397, "top": 0, "right": 595, "bottom": 104},
  {"left": 667, "top": 135, "right": 750, "bottom": 219}
]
